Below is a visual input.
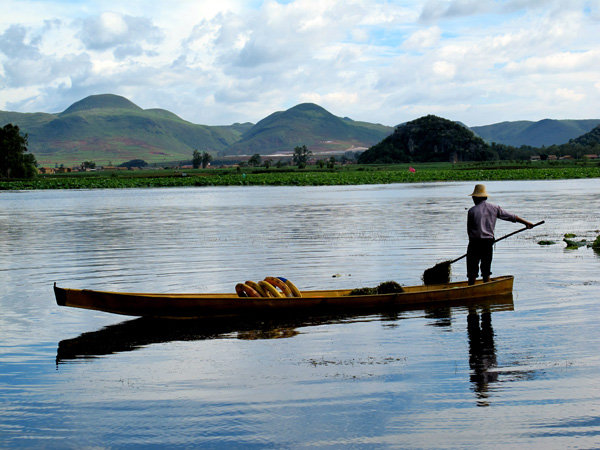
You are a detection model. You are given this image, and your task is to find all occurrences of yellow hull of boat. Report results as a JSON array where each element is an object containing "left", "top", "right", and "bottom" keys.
[{"left": 54, "top": 276, "right": 514, "bottom": 319}]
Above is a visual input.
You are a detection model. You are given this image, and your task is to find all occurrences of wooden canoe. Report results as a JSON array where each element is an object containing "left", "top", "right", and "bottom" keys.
[{"left": 54, "top": 275, "right": 514, "bottom": 319}]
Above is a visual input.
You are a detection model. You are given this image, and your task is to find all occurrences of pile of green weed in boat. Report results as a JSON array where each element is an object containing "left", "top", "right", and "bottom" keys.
[{"left": 348, "top": 281, "right": 404, "bottom": 295}]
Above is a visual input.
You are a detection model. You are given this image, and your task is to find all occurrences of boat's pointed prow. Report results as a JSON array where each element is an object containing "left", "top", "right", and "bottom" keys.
[{"left": 54, "top": 282, "right": 67, "bottom": 306}]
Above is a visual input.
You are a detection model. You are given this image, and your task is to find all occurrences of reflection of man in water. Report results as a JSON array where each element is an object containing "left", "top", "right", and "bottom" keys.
[{"left": 467, "top": 308, "right": 497, "bottom": 406}]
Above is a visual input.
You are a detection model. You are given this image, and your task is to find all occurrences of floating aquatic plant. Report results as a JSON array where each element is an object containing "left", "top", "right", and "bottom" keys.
[
  {"left": 563, "top": 238, "right": 587, "bottom": 249},
  {"left": 538, "top": 240, "right": 556, "bottom": 245}
]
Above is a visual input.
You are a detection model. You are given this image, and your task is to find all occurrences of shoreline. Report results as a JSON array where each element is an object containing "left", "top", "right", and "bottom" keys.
[{"left": 2, "top": 164, "right": 600, "bottom": 190}]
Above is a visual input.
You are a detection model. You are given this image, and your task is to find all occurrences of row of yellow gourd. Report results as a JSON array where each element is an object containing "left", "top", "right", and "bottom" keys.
[{"left": 235, "top": 277, "right": 302, "bottom": 298}]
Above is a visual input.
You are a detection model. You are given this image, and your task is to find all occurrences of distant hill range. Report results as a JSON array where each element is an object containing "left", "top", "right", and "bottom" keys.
[
  {"left": 1, "top": 93, "right": 598, "bottom": 165},
  {"left": 470, "top": 119, "right": 600, "bottom": 147},
  {"left": 0, "top": 94, "right": 250, "bottom": 165},
  {"left": 0, "top": 94, "right": 392, "bottom": 165}
]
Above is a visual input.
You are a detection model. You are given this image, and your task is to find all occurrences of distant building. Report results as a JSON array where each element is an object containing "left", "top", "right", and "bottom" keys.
[{"left": 583, "top": 154, "right": 599, "bottom": 160}]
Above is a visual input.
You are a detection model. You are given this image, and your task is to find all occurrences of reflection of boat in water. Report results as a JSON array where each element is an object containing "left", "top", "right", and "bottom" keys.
[
  {"left": 56, "top": 315, "right": 298, "bottom": 364},
  {"left": 54, "top": 276, "right": 514, "bottom": 319},
  {"left": 56, "top": 294, "right": 513, "bottom": 364}
]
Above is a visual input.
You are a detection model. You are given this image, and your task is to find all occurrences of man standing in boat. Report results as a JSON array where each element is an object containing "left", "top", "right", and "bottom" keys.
[{"left": 467, "top": 184, "right": 534, "bottom": 285}]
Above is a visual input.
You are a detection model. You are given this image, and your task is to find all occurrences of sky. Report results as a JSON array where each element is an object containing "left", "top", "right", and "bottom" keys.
[{"left": 0, "top": 0, "right": 599, "bottom": 127}]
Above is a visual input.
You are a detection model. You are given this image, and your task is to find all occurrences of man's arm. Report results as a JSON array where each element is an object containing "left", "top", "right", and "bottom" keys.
[{"left": 515, "top": 216, "right": 534, "bottom": 228}]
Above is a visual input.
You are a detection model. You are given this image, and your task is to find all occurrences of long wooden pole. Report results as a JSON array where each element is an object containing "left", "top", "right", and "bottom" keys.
[{"left": 446, "top": 220, "right": 546, "bottom": 264}]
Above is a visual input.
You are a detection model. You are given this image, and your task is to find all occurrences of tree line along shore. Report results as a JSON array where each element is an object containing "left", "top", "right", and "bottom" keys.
[
  {"left": 2, "top": 115, "right": 600, "bottom": 190},
  {"left": 2, "top": 160, "right": 599, "bottom": 190}
]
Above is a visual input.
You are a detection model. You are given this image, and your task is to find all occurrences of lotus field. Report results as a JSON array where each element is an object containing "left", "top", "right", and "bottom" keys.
[{"left": 1, "top": 162, "right": 600, "bottom": 190}]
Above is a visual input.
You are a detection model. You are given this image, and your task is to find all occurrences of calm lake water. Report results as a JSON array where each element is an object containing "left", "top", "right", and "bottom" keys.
[{"left": 1, "top": 180, "right": 599, "bottom": 448}]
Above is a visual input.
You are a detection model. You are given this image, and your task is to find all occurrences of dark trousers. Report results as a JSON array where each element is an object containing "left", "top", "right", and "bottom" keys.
[{"left": 467, "top": 238, "right": 494, "bottom": 283}]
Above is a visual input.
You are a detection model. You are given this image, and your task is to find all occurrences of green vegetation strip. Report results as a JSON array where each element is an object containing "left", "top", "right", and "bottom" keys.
[{"left": 2, "top": 165, "right": 600, "bottom": 190}]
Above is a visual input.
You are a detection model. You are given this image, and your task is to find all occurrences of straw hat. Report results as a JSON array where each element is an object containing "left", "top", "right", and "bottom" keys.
[{"left": 469, "top": 184, "right": 489, "bottom": 197}]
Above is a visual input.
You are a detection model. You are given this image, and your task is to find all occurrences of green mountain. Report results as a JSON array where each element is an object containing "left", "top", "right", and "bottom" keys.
[
  {"left": 224, "top": 103, "right": 393, "bottom": 156},
  {"left": 3, "top": 93, "right": 598, "bottom": 166},
  {"left": 0, "top": 94, "right": 244, "bottom": 165},
  {"left": 358, "top": 115, "right": 492, "bottom": 164},
  {"left": 569, "top": 125, "right": 600, "bottom": 146},
  {"left": 471, "top": 119, "right": 600, "bottom": 147}
]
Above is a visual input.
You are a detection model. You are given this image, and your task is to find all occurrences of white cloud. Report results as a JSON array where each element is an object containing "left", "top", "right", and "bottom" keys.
[
  {"left": 420, "top": 0, "right": 492, "bottom": 22},
  {"left": 0, "top": 0, "right": 598, "bottom": 126},
  {"left": 80, "top": 12, "right": 129, "bottom": 49},
  {"left": 299, "top": 91, "right": 359, "bottom": 108},
  {"left": 432, "top": 60, "right": 457, "bottom": 79},
  {"left": 419, "top": 0, "right": 562, "bottom": 22},
  {"left": 0, "top": 24, "right": 41, "bottom": 58},
  {"left": 505, "top": 50, "right": 599, "bottom": 74},
  {"left": 77, "top": 11, "right": 164, "bottom": 62},
  {"left": 554, "top": 88, "right": 585, "bottom": 102},
  {"left": 403, "top": 26, "right": 442, "bottom": 50}
]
